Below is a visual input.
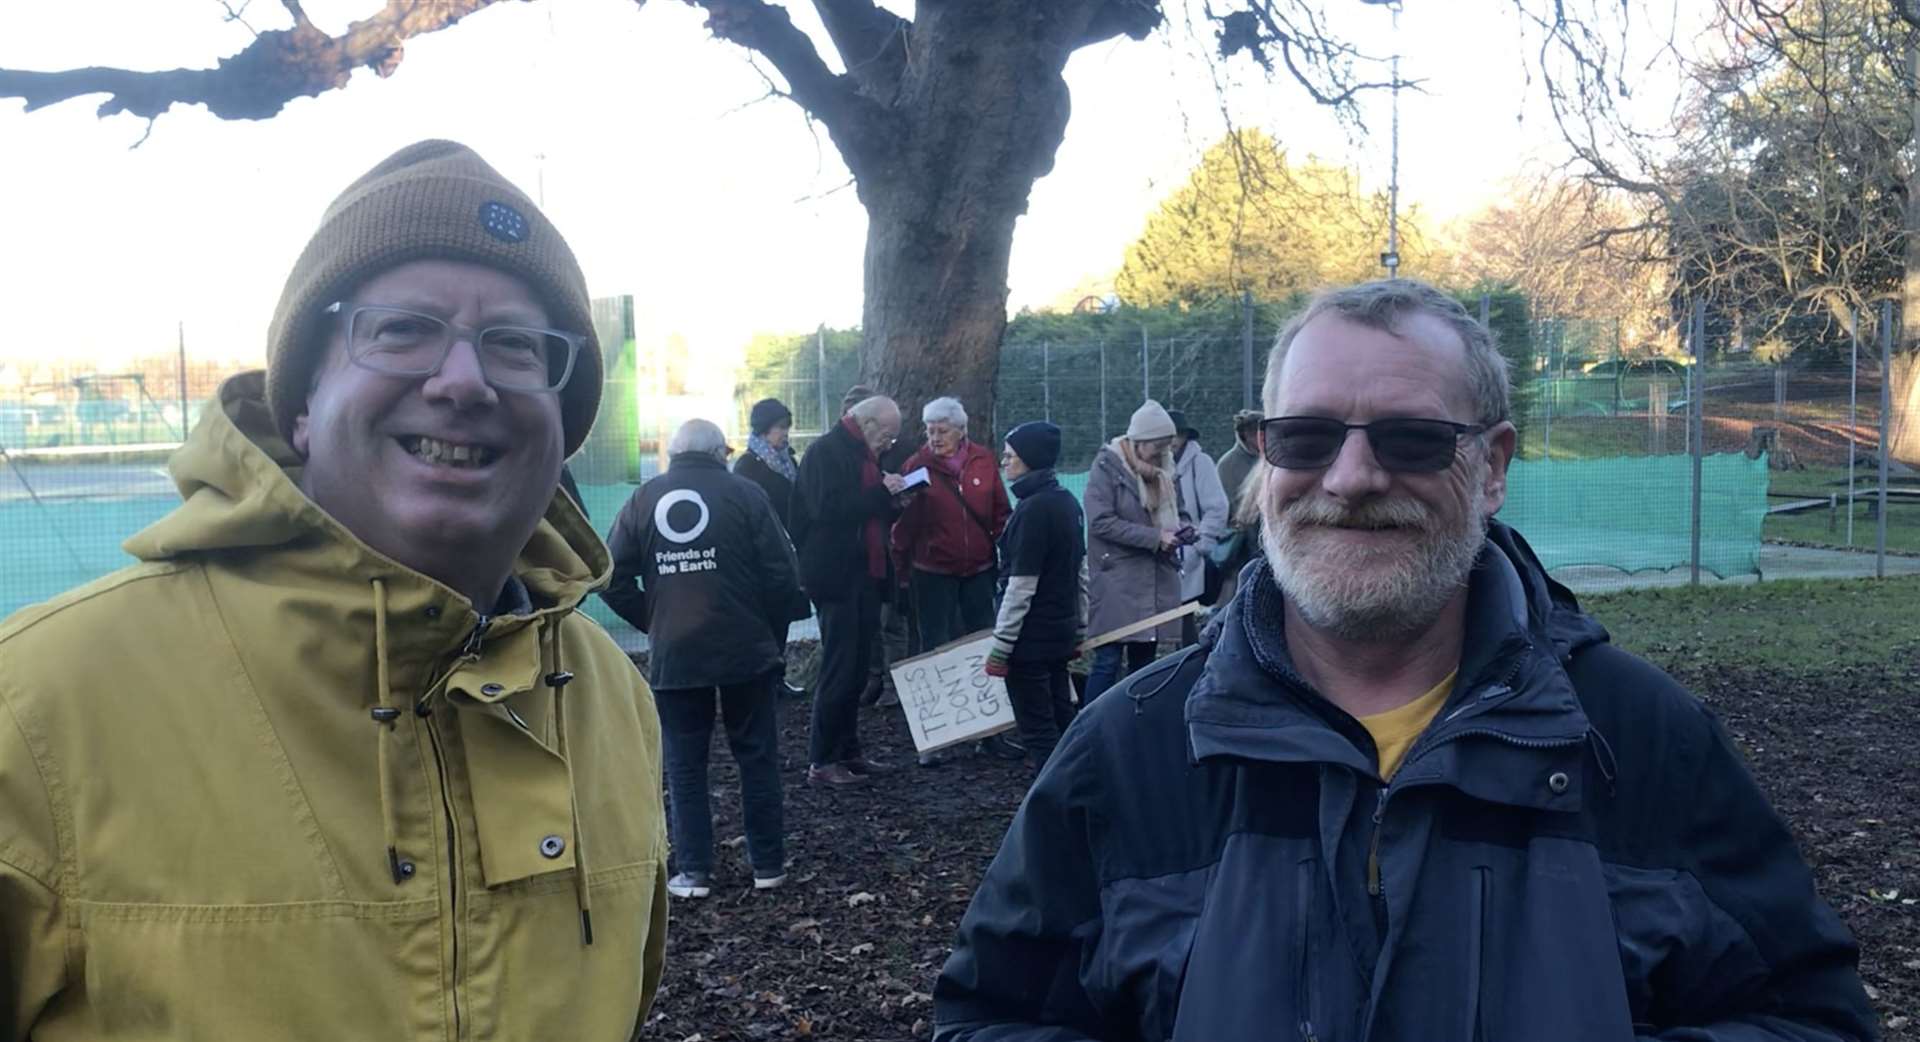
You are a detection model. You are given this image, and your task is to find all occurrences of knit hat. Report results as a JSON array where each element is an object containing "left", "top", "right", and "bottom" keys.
[
  {"left": 749, "top": 397, "right": 793, "bottom": 435},
  {"left": 1004, "top": 421, "right": 1062, "bottom": 471},
  {"left": 1126, "top": 400, "right": 1177, "bottom": 442},
  {"left": 841, "top": 383, "right": 876, "bottom": 415},
  {"left": 265, "top": 139, "right": 601, "bottom": 457},
  {"left": 1165, "top": 408, "right": 1198, "bottom": 440}
]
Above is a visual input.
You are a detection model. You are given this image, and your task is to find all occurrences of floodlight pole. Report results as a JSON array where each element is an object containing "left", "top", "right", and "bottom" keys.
[{"left": 1362, "top": 0, "right": 1404, "bottom": 278}]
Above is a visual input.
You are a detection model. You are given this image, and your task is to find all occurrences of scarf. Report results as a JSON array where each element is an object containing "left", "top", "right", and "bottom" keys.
[
  {"left": 746, "top": 432, "right": 798, "bottom": 482},
  {"left": 1110, "top": 436, "right": 1180, "bottom": 532},
  {"left": 842, "top": 415, "right": 889, "bottom": 580}
]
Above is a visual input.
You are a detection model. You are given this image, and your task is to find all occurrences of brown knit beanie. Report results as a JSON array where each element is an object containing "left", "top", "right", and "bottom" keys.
[{"left": 265, "top": 139, "right": 601, "bottom": 456}]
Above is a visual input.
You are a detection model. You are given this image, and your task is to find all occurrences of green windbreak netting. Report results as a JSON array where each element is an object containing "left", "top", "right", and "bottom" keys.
[
  {"left": 0, "top": 455, "right": 1767, "bottom": 625},
  {"left": 1497, "top": 453, "right": 1769, "bottom": 578},
  {"left": 1052, "top": 452, "right": 1769, "bottom": 579}
]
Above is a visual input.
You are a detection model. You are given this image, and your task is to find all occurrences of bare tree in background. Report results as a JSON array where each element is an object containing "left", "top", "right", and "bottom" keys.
[
  {"left": 1517, "top": 0, "right": 1920, "bottom": 458},
  {"left": 0, "top": 0, "right": 1388, "bottom": 436}
]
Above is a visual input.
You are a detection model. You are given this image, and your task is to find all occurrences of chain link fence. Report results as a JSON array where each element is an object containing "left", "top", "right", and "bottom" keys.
[{"left": 5, "top": 295, "right": 1916, "bottom": 624}]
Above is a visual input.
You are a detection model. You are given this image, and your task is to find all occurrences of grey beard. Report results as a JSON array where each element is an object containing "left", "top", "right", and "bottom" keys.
[{"left": 1260, "top": 482, "right": 1489, "bottom": 642}]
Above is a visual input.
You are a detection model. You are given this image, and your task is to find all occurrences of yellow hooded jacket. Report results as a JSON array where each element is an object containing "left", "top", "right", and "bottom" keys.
[{"left": 0, "top": 372, "right": 667, "bottom": 1040}]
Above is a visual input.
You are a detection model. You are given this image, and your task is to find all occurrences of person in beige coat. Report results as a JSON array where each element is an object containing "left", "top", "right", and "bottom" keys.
[{"left": 1082, "top": 400, "right": 1187, "bottom": 701}]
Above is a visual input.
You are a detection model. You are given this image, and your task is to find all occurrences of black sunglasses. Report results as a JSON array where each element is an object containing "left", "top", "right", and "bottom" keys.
[{"left": 1260, "top": 416, "right": 1487, "bottom": 473}]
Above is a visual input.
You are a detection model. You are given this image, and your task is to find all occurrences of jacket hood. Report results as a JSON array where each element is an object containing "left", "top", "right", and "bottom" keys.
[
  {"left": 1186, "top": 520, "right": 1609, "bottom": 803},
  {"left": 125, "top": 370, "right": 609, "bottom": 609}
]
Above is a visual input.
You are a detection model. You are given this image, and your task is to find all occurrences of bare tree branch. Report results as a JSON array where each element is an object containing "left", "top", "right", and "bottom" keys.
[
  {"left": 0, "top": 0, "right": 512, "bottom": 122},
  {"left": 808, "top": 0, "right": 908, "bottom": 101},
  {"left": 682, "top": 0, "right": 896, "bottom": 176},
  {"left": 216, "top": 0, "right": 260, "bottom": 38}
]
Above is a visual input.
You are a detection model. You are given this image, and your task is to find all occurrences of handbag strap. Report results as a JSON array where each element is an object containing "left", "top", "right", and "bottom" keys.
[{"left": 935, "top": 467, "right": 997, "bottom": 543}]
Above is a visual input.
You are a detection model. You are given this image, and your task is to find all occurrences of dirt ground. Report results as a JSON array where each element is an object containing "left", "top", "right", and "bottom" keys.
[{"left": 639, "top": 649, "right": 1918, "bottom": 1040}]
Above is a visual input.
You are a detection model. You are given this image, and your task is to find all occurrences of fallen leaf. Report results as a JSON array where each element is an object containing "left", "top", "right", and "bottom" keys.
[
  {"left": 851, "top": 942, "right": 875, "bottom": 955},
  {"left": 848, "top": 892, "right": 877, "bottom": 907}
]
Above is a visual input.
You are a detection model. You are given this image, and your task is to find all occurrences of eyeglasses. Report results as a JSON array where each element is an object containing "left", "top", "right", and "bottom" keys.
[
  {"left": 325, "top": 303, "right": 584, "bottom": 392},
  {"left": 1260, "top": 416, "right": 1486, "bottom": 473}
]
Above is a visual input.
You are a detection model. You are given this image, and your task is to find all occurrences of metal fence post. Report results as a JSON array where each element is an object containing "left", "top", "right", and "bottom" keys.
[
  {"left": 1878, "top": 301, "right": 1892, "bottom": 578},
  {"left": 1141, "top": 326, "right": 1150, "bottom": 403},
  {"left": 1848, "top": 308, "right": 1858, "bottom": 547},
  {"left": 1690, "top": 298, "right": 1706, "bottom": 587},
  {"left": 815, "top": 325, "right": 830, "bottom": 434},
  {"left": 1242, "top": 289, "right": 1255, "bottom": 411},
  {"left": 1099, "top": 339, "right": 1108, "bottom": 441},
  {"left": 176, "top": 321, "right": 189, "bottom": 440},
  {"left": 1043, "top": 340, "right": 1052, "bottom": 422}
]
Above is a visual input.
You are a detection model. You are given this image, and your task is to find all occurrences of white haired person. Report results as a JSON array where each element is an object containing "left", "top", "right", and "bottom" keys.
[
  {"left": 794, "top": 393, "right": 907, "bottom": 786},
  {"left": 890, "top": 396, "right": 1011, "bottom": 653},
  {"left": 603, "top": 419, "right": 807, "bottom": 898},
  {"left": 1081, "top": 400, "right": 1188, "bottom": 701}
]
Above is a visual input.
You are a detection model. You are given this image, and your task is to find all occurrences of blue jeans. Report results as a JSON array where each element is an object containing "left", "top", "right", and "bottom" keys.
[
  {"left": 1083, "top": 641, "right": 1157, "bottom": 703},
  {"left": 656, "top": 674, "right": 784, "bottom": 877},
  {"left": 911, "top": 567, "right": 997, "bottom": 652}
]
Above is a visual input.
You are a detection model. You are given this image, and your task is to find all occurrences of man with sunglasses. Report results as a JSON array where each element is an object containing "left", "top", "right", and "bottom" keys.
[
  {"left": 0, "top": 141, "right": 669, "bottom": 1038},
  {"left": 935, "top": 278, "right": 1872, "bottom": 1040}
]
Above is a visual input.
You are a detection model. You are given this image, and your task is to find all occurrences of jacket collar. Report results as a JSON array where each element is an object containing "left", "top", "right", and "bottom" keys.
[
  {"left": 1011, "top": 468, "right": 1057, "bottom": 498},
  {"left": 668, "top": 451, "right": 728, "bottom": 473},
  {"left": 1186, "top": 521, "right": 1597, "bottom": 809}
]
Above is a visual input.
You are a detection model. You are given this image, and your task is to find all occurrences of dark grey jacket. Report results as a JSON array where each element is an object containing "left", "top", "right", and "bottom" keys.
[{"left": 934, "top": 523, "right": 1874, "bottom": 1042}]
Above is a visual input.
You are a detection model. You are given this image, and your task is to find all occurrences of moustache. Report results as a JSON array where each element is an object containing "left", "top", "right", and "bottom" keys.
[{"left": 1280, "top": 496, "right": 1435, "bottom": 533}]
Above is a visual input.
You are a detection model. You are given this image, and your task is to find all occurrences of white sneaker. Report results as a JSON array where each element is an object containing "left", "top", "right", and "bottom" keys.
[
  {"left": 666, "top": 872, "right": 711, "bottom": 899},
  {"left": 753, "top": 872, "right": 787, "bottom": 891}
]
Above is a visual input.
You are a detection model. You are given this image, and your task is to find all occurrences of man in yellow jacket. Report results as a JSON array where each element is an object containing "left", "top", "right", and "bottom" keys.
[{"left": 0, "top": 141, "right": 669, "bottom": 1040}]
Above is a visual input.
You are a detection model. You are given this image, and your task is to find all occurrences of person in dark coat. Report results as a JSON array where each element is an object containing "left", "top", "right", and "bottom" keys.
[
  {"left": 981, "top": 421, "right": 1085, "bottom": 774},
  {"left": 933, "top": 279, "right": 1873, "bottom": 1040},
  {"left": 734, "top": 397, "right": 799, "bottom": 531},
  {"left": 602, "top": 419, "right": 806, "bottom": 899},
  {"left": 1211, "top": 408, "right": 1265, "bottom": 605},
  {"left": 793, "top": 394, "right": 907, "bottom": 786}
]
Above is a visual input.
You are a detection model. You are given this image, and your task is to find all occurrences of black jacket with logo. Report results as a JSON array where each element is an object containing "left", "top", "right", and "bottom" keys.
[{"left": 603, "top": 452, "right": 806, "bottom": 690}]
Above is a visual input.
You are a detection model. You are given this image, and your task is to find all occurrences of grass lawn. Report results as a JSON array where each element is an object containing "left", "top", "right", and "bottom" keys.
[{"left": 1585, "top": 575, "right": 1920, "bottom": 673}]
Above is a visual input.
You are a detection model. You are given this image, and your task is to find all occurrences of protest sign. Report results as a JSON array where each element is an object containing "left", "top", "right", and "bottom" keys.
[{"left": 889, "top": 631, "right": 1016, "bottom": 753}]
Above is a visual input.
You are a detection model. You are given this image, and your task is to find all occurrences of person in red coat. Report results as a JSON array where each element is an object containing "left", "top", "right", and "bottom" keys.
[{"left": 891, "top": 396, "right": 1012, "bottom": 655}]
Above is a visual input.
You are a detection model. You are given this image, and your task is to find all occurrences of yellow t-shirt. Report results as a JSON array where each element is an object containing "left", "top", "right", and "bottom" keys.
[{"left": 1358, "top": 669, "right": 1458, "bottom": 781}]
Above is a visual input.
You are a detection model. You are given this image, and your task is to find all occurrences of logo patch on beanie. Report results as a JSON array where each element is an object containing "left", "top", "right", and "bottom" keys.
[{"left": 478, "top": 201, "right": 529, "bottom": 243}]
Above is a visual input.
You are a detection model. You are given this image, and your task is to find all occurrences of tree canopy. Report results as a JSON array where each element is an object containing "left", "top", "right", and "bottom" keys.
[{"left": 1114, "top": 129, "right": 1438, "bottom": 308}]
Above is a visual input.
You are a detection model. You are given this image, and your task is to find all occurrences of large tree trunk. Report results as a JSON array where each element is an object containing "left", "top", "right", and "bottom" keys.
[{"left": 854, "top": 3, "right": 1088, "bottom": 444}]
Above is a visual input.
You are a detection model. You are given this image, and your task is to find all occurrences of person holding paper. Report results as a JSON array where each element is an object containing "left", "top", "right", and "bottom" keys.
[
  {"left": 890, "top": 396, "right": 1011, "bottom": 653},
  {"left": 1080, "top": 400, "right": 1187, "bottom": 702},
  {"left": 981, "top": 421, "right": 1086, "bottom": 773},
  {"left": 933, "top": 279, "right": 1872, "bottom": 1041},
  {"left": 794, "top": 394, "right": 907, "bottom": 786}
]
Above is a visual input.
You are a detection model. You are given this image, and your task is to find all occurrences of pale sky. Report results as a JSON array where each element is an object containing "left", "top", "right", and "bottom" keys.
[{"left": 0, "top": 0, "right": 1594, "bottom": 379}]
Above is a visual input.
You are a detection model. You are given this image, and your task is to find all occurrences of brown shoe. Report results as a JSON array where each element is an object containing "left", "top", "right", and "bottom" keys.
[
  {"left": 843, "top": 757, "right": 894, "bottom": 776},
  {"left": 807, "top": 762, "right": 868, "bottom": 787}
]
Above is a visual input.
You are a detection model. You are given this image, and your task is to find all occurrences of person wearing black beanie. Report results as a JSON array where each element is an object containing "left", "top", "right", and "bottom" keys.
[
  {"left": 982, "top": 420, "right": 1085, "bottom": 773},
  {"left": 736, "top": 397, "right": 800, "bottom": 531}
]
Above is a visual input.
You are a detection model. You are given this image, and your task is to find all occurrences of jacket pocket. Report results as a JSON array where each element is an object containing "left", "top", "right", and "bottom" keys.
[{"left": 1464, "top": 866, "right": 1489, "bottom": 1042}]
